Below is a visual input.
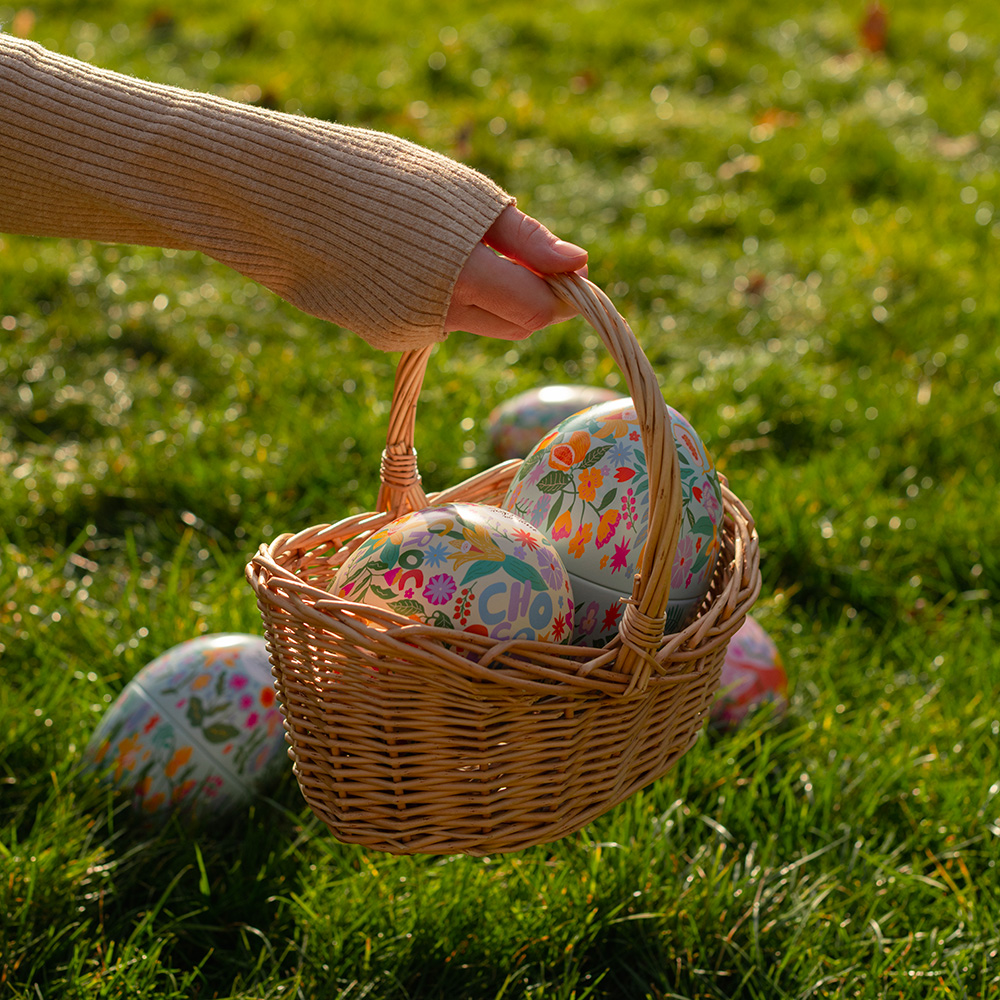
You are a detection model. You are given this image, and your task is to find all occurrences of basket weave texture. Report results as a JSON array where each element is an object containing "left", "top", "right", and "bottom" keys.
[{"left": 247, "top": 275, "right": 761, "bottom": 855}]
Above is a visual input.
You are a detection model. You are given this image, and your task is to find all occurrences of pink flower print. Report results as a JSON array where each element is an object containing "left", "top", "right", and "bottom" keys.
[
  {"left": 423, "top": 574, "right": 457, "bottom": 606},
  {"left": 246, "top": 712, "right": 259, "bottom": 727},
  {"left": 525, "top": 463, "right": 546, "bottom": 487},
  {"left": 579, "top": 601, "right": 600, "bottom": 635},
  {"left": 700, "top": 479, "right": 722, "bottom": 521},
  {"left": 610, "top": 539, "right": 631, "bottom": 573},
  {"left": 240, "top": 694, "right": 254, "bottom": 710},
  {"left": 620, "top": 488, "right": 637, "bottom": 529},
  {"left": 405, "top": 587, "right": 415, "bottom": 598},
  {"left": 229, "top": 673, "right": 249, "bottom": 690},
  {"left": 671, "top": 536, "right": 695, "bottom": 589}
]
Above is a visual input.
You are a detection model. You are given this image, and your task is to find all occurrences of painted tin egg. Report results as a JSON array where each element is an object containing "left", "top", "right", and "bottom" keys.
[
  {"left": 487, "top": 385, "right": 625, "bottom": 460},
  {"left": 84, "top": 633, "right": 286, "bottom": 824},
  {"left": 333, "top": 502, "right": 574, "bottom": 644},
  {"left": 711, "top": 615, "right": 788, "bottom": 729},
  {"left": 503, "top": 398, "right": 722, "bottom": 647}
]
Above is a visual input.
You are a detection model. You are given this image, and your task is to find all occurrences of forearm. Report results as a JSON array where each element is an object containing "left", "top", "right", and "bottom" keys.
[{"left": 0, "top": 33, "right": 513, "bottom": 350}]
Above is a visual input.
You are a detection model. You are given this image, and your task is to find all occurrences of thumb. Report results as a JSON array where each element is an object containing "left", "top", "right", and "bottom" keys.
[{"left": 482, "top": 205, "right": 588, "bottom": 275}]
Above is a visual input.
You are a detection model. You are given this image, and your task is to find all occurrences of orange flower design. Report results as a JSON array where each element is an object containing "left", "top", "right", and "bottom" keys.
[
  {"left": 552, "top": 510, "right": 574, "bottom": 540},
  {"left": 192, "top": 672, "right": 211, "bottom": 691},
  {"left": 114, "top": 734, "right": 142, "bottom": 781},
  {"left": 596, "top": 508, "right": 620, "bottom": 547},
  {"left": 171, "top": 780, "right": 197, "bottom": 804},
  {"left": 578, "top": 468, "right": 604, "bottom": 502},
  {"left": 202, "top": 647, "right": 240, "bottom": 667},
  {"left": 568, "top": 523, "right": 593, "bottom": 559},
  {"left": 548, "top": 430, "right": 591, "bottom": 471},
  {"left": 143, "top": 792, "right": 166, "bottom": 813},
  {"left": 596, "top": 413, "right": 631, "bottom": 438},
  {"left": 165, "top": 745, "right": 193, "bottom": 778}
]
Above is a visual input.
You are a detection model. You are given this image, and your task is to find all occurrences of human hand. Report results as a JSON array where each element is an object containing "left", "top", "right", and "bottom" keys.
[{"left": 445, "top": 205, "right": 588, "bottom": 340}]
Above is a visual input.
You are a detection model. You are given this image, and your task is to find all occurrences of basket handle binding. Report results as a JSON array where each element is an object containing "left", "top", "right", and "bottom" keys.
[{"left": 373, "top": 273, "right": 684, "bottom": 685}]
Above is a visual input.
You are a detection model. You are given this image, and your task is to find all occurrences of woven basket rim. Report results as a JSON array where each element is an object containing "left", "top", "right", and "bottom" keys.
[{"left": 247, "top": 480, "right": 759, "bottom": 699}]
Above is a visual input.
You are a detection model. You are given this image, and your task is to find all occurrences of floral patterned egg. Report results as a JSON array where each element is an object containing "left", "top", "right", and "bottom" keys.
[
  {"left": 710, "top": 615, "right": 788, "bottom": 729},
  {"left": 84, "top": 633, "right": 286, "bottom": 825},
  {"left": 503, "top": 398, "right": 722, "bottom": 647},
  {"left": 487, "top": 385, "right": 625, "bottom": 460},
  {"left": 333, "top": 502, "right": 574, "bottom": 644}
]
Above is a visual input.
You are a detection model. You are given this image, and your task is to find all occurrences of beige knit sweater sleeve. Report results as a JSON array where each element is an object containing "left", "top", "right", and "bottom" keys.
[{"left": 0, "top": 33, "right": 514, "bottom": 351}]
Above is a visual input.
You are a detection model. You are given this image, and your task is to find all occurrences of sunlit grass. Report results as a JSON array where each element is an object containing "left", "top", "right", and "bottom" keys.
[{"left": 2, "top": 0, "right": 999, "bottom": 996}]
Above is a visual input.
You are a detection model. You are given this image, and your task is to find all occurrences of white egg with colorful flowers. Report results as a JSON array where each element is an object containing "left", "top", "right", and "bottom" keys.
[
  {"left": 503, "top": 398, "right": 723, "bottom": 647},
  {"left": 333, "top": 501, "right": 575, "bottom": 644},
  {"left": 84, "top": 633, "right": 287, "bottom": 825}
]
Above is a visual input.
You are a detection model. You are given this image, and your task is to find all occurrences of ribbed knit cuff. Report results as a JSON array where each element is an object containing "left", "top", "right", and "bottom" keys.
[{"left": 0, "top": 34, "right": 514, "bottom": 351}]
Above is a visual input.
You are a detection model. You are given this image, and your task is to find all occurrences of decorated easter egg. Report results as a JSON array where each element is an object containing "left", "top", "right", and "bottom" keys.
[
  {"left": 710, "top": 615, "right": 788, "bottom": 729},
  {"left": 503, "top": 398, "right": 723, "bottom": 647},
  {"left": 84, "top": 633, "right": 286, "bottom": 824},
  {"left": 333, "top": 502, "right": 574, "bottom": 643},
  {"left": 487, "top": 385, "right": 625, "bottom": 460}
]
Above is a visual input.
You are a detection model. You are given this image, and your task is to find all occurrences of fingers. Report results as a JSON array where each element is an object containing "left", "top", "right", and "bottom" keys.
[
  {"left": 482, "top": 206, "right": 588, "bottom": 275},
  {"left": 446, "top": 242, "right": 579, "bottom": 339},
  {"left": 444, "top": 303, "right": 535, "bottom": 341}
]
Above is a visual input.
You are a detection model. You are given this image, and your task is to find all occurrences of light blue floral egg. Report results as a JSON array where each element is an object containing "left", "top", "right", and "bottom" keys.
[
  {"left": 503, "top": 398, "right": 723, "bottom": 647},
  {"left": 84, "top": 633, "right": 287, "bottom": 825}
]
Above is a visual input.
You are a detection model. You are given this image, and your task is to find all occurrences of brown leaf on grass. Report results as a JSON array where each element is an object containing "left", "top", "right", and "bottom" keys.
[
  {"left": 754, "top": 108, "right": 800, "bottom": 128},
  {"left": 859, "top": 2, "right": 889, "bottom": 54},
  {"left": 11, "top": 8, "right": 36, "bottom": 37}
]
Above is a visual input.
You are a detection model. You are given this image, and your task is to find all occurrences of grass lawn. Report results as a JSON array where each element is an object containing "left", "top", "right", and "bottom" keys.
[{"left": 2, "top": 0, "right": 999, "bottom": 997}]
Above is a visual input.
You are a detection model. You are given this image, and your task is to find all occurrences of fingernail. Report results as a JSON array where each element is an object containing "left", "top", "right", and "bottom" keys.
[{"left": 553, "top": 239, "right": 587, "bottom": 258}]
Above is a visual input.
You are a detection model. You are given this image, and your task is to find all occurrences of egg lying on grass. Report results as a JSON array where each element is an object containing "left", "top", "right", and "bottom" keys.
[
  {"left": 84, "top": 633, "right": 287, "bottom": 825},
  {"left": 710, "top": 615, "right": 789, "bottom": 729},
  {"left": 486, "top": 385, "right": 625, "bottom": 461}
]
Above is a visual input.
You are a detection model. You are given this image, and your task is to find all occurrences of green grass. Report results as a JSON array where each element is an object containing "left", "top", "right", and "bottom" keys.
[{"left": 2, "top": 0, "right": 999, "bottom": 996}]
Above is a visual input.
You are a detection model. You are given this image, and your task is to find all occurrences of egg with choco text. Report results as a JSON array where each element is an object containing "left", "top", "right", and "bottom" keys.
[
  {"left": 84, "top": 633, "right": 286, "bottom": 825},
  {"left": 333, "top": 502, "right": 574, "bottom": 645},
  {"left": 486, "top": 385, "right": 625, "bottom": 461},
  {"left": 503, "top": 398, "right": 723, "bottom": 647},
  {"left": 710, "top": 615, "right": 788, "bottom": 729}
]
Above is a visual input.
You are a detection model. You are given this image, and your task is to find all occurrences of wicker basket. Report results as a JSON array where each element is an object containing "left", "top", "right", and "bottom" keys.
[{"left": 246, "top": 274, "right": 761, "bottom": 855}]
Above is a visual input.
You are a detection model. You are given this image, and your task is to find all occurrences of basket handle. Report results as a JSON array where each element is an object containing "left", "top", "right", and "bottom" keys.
[{"left": 376, "top": 273, "right": 683, "bottom": 681}]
